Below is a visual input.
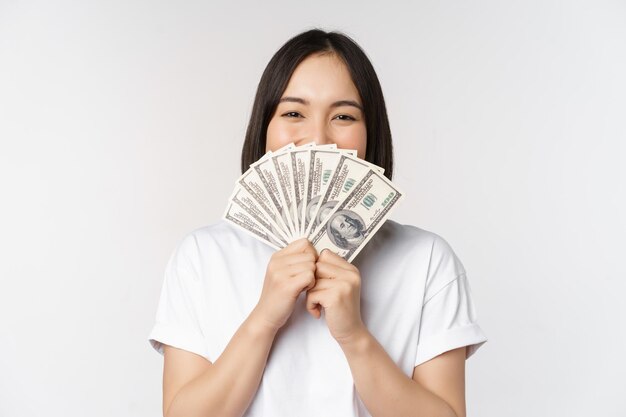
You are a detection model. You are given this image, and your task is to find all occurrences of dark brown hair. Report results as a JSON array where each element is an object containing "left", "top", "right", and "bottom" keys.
[{"left": 240, "top": 28, "right": 394, "bottom": 180}]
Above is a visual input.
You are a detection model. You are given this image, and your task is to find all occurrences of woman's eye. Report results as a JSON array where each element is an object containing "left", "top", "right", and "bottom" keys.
[
  {"left": 335, "top": 114, "right": 356, "bottom": 121},
  {"left": 282, "top": 111, "right": 302, "bottom": 118}
]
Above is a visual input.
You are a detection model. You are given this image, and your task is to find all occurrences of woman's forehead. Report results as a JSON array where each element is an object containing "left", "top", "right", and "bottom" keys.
[{"left": 281, "top": 54, "right": 361, "bottom": 104}]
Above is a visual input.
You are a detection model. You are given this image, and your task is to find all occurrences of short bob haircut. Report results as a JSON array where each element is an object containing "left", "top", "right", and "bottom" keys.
[{"left": 240, "top": 28, "right": 394, "bottom": 181}]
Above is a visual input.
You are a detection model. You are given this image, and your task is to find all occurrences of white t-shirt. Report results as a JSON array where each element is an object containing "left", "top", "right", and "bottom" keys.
[{"left": 148, "top": 218, "right": 488, "bottom": 416}]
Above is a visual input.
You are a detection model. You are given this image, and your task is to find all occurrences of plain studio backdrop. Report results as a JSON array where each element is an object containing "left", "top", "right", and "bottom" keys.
[{"left": 1, "top": 0, "right": 625, "bottom": 416}]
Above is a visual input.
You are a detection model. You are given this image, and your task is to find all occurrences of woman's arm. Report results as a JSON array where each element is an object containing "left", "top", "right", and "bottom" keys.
[
  {"left": 306, "top": 249, "right": 465, "bottom": 417},
  {"left": 164, "top": 311, "right": 278, "bottom": 417},
  {"left": 338, "top": 330, "right": 466, "bottom": 417},
  {"left": 164, "top": 238, "right": 318, "bottom": 417}
]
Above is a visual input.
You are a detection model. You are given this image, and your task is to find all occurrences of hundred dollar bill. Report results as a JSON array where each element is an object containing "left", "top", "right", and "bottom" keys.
[
  {"left": 289, "top": 143, "right": 314, "bottom": 238},
  {"left": 228, "top": 184, "right": 290, "bottom": 244},
  {"left": 301, "top": 148, "right": 342, "bottom": 238},
  {"left": 271, "top": 148, "right": 300, "bottom": 239},
  {"left": 253, "top": 152, "right": 297, "bottom": 239},
  {"left": 301, "top": 147, "right": 358, "bottom": 237},
  {"left": 238, "top": 147, "right": 294, "bottom": 241},
  {"left": 310, "top": 169, "right": 404, "bottom": 262},
  {"left": 223, "top": 199, "right": 284, "bottom": 250},
  {"left": 291, "top": 143, "right": 338, "bottom": 237},
  {"left": 291, "top": 149, "right": 311, "bottom": 238},
  {"left": 307, "top": 153, "right": 384, "bottom": 239}
]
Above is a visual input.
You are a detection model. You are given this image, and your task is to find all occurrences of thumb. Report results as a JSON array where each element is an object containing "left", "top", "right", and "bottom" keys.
[{"left": 306, "top": 291, "right": 322, "bottom": 319}]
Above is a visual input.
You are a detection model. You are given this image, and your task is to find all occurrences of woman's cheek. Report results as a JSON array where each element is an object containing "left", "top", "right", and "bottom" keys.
[
  {"left": 336, "top": 126, "right": 367, "bottom": 159},
  {"left": 266, "top": 120, "right": 299, "bottom": 152}
]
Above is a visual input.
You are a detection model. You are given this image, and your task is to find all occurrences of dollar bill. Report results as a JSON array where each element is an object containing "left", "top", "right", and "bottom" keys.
[
  {"left": 223, "top": 142, "right": 403, "bottom": 255},
  {"left": 288, "top": 143, "right": 341, "bottom": 238},
  {"left": 301, "top": 148, "right": 342, "bottom": 238},
  {"left": 307, "top": 153, "right": 384, "bottom": 239},
  {"left": 271, "top": 148, "right": 300, "bottom": 239},
  {"left": 289, "top": 143, "right": 313, "bottom": 238},
  {"left": 228, "top": 184, "right": 290, "bottom": 243},
  {"left": 310, "top": 169, "right": 404, "bottom": 262},
  {"left": 223, "top": 199, "right": 284, "bottom": 250},
  {"left": 303, "top": 148, "right": 359, "bottom": 236},
  {"left": 253, "top": 159, "right": 295, "bottom": 239},
  {"left": 238, "top": 153, "right": 294, "bottom": 241}
]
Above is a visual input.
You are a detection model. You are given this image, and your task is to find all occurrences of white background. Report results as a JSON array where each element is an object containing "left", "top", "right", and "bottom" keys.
[{"left": 1, "top": 0, "right": 625, "bottom": 416}]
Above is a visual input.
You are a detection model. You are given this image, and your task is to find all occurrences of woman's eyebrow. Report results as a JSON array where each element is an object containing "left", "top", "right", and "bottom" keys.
[{"left": 279, "top": 96, "right": 363, "bottom": 111}]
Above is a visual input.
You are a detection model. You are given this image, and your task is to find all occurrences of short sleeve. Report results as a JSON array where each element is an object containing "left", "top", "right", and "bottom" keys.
[
  {"left": 147, "top": 236, "right": 211, "bottom": 361},
  {"left": 414, "top": 236, "right": 488, "bottom": 367}
]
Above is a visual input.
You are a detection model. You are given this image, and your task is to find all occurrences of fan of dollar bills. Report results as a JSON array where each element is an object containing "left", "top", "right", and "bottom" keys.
[{"left": 223, "top": 142, "right": 404, "bottom": 262}]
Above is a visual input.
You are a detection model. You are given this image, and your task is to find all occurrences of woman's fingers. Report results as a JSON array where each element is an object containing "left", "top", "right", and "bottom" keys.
[
  {"left": 305, "top": 281, "right": 351, "bottom": 317},
  {"left": 314, "top": 261, "right": 336, "bottom": 279},
  {"left": 276, "top": 237, "right": 316, "bottom": 258},
  {"left": 306, "top": 276, "right": 335, "bottom": 292},
  {"left": 306, "top": 287, "right": 327, "bottom": 319},
  {"left": 270, "top": 250, "right": 316, "bottom": 275},
  {"left": 284, "top": 261, "right": 316, "bottom": 278},
  {"left": 283, "top": 252, "right": 317, "bottom": 266},
  {"left": 315, "top": 260, "right": 360, "bottom": 284},
  {"left": 317, "top": 249, "right": 355, "bottom": 271},
  {"left": 292, "top": 269, "right": 317, "bottom": 292},
  {"left": 301, "top": 241, "right": 318, "bottom": 257}
]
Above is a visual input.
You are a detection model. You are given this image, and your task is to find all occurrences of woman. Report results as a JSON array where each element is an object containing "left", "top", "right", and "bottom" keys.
[{"left": 149, "top": 28, "right": 488, "bottom": 417}]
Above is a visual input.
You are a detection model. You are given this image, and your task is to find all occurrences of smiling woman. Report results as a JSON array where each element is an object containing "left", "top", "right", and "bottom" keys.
[
  {"left": 266, "top": 53, "right": 367, "bottom": 158},
  {"left": 241, "top": 29, "right": 394, "bottom": 181},
  {"left": 148, "top": 28, "right": 488, "bottom": 417}
]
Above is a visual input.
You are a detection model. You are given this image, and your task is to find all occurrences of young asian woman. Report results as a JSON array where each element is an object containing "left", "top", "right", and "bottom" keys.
[{"left": 149, "top": 28, "right": 488, "bottom": 417}]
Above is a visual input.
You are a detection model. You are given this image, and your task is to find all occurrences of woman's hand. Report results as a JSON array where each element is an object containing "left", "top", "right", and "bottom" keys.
[
  {"left": 305, "top": 249, "right": 367, "bottom": 344},
  {"left": 251, "top": 238, "right": 318, "bottom": 334}
]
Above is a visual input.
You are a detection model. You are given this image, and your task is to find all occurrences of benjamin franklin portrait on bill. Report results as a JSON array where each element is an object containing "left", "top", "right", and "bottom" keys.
[{"left": 326, "top": 210, "right": 366, "bottom": 250}]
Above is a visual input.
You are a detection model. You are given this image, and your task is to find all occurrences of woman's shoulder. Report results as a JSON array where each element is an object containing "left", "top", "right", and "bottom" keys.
[
  {"left": 174, "top": 219, "right": 261, "bottom": 250},
  {"left": 171, "top": 219, "right": 272, "bottom": 261},
  {"left": 186, "top": 218, "right": 243, "bottom": 241},
  {"left": 377, "top": 219, "right": 452, "bottom": 249},
  {"left": 373, "top": 219, "right": 465, "bottom": 271}
]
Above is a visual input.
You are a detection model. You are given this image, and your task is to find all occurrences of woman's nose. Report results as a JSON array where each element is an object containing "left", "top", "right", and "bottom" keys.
[{"left": 310, "top": 121, "right": 332, "bottom": 145}]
